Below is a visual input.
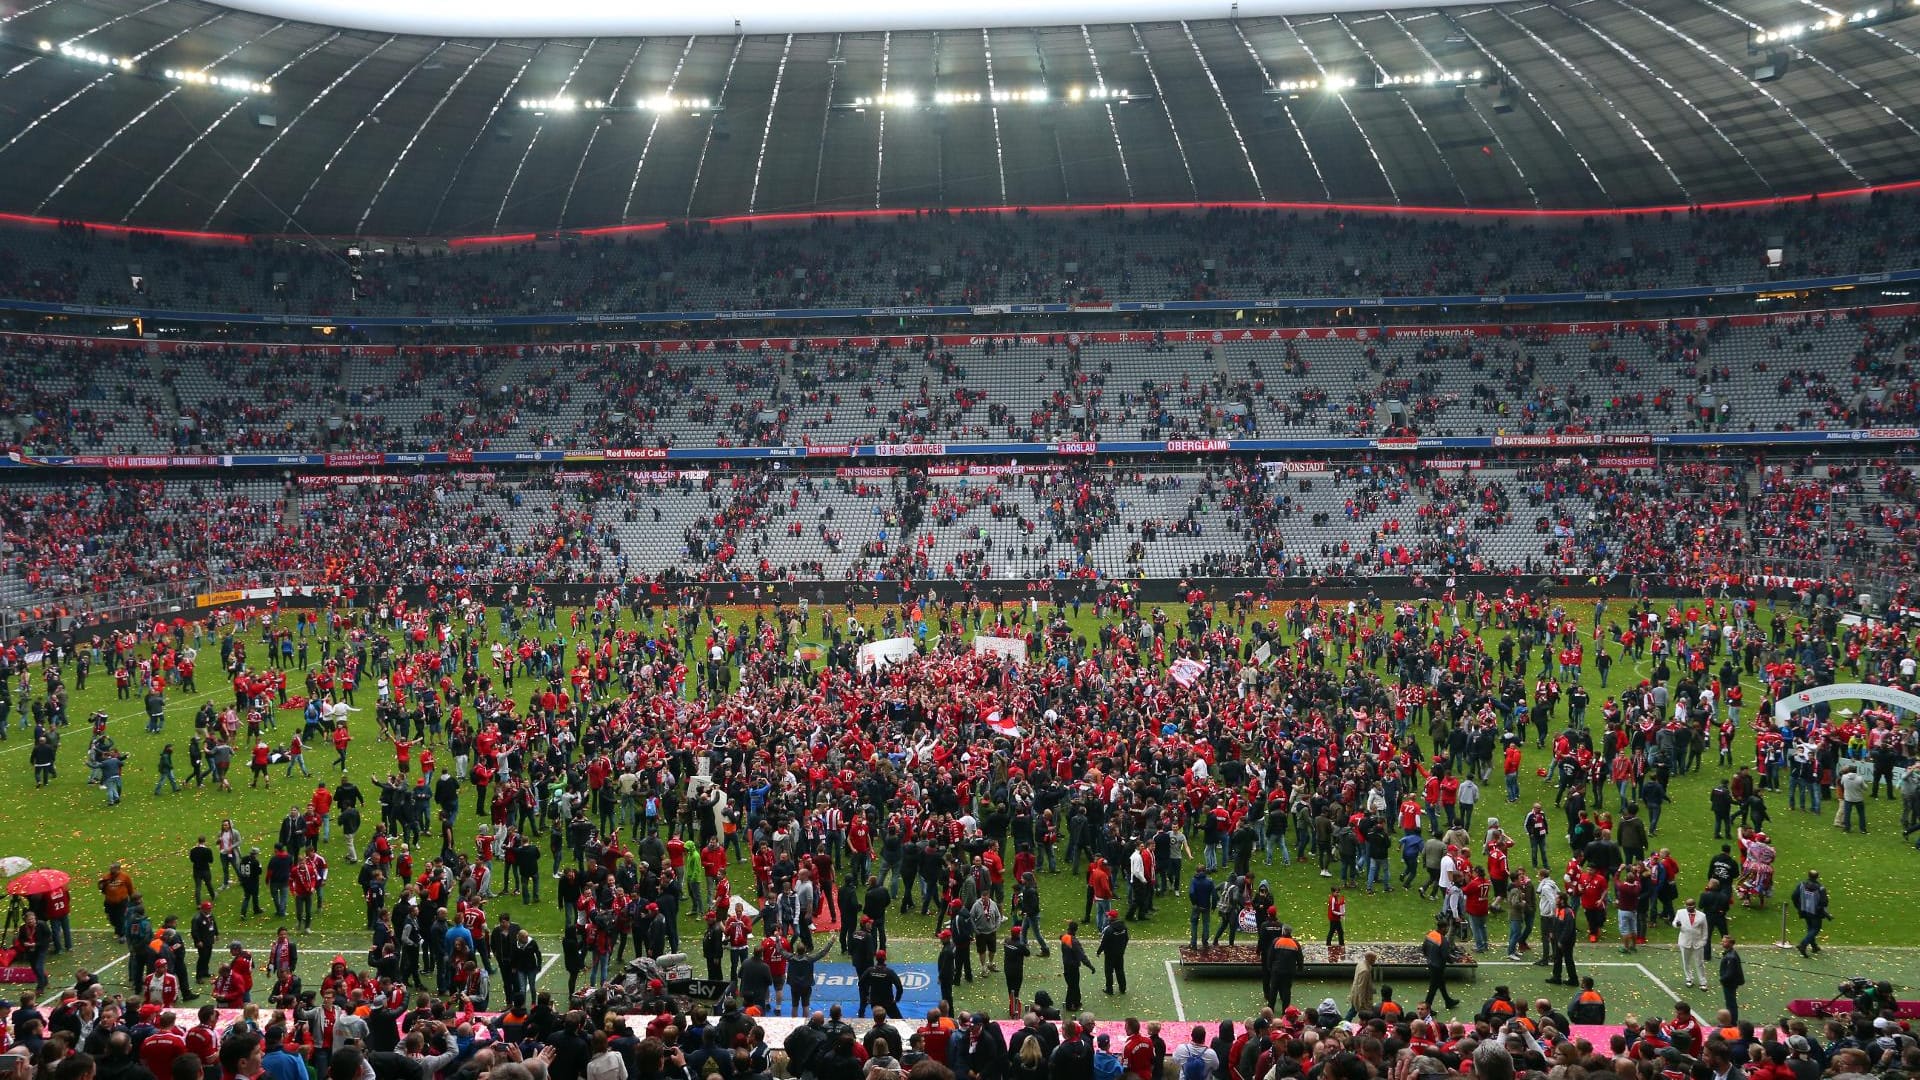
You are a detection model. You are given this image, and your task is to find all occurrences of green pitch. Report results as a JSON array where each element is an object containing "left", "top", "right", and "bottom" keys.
[{"left": 6, "top": 598, "right": 1917, "bottom": 1023}]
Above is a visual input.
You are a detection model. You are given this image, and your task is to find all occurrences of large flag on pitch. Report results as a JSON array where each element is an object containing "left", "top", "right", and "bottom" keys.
[{"left": 1170, "top": 657, "right": 1208, "bottom": 688}]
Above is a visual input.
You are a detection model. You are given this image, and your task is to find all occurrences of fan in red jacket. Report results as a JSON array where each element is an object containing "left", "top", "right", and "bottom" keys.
[{"left": 141, "top": 959, "right": 180, "bottom": 1008}]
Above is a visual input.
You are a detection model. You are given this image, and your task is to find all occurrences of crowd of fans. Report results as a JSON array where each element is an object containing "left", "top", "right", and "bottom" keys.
[
  {"left": 2, "top": 309, "right": 1918, "bottom": 457},
  {"left": 0, "top": 452, "right": 1914, "bottom": 629},
  {"left": 4, "top": 568, "right": 1919, "bottom": 1080},
  {"left": 2, "top": 975, "right": 1917, "bottom": 1080}
]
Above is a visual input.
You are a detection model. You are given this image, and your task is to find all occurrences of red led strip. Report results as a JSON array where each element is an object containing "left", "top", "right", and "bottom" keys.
[
  {"left": 0, "top": 211, "right": 249, "bottom": 243},
  {"left": 14, "top": 177, "right": 1920, "bottom": 247},
  {"left": 449, "top": 178, "right": 1920, "bottom": 242},
  {"left": 445, "top": 231, "right": 538, "bottom": 247}
]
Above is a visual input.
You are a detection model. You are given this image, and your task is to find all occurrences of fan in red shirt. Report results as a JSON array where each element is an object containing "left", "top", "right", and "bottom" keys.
[
  {"left": 228, "top": 943, "right": 255, "bottom": 999},
  {"left": 847, "top": 817, "right": 872, "bottom": 873},
  {"left": 1577, "top": 868, "right": 1609, "bottom": 942},
  {"left": 1463, "top": 871, "right": 1492, "bottom": 951},
  {"left": 1122, "top": 1020, "right": 1156, "bottom": 1080},
  {"left": 139, "top": 1013, "right": 189, "bottom": 1078},
  {"left": 700, "top": 838, "right": 729, "bottom": 882},
  {"left": 183, "top": 1008, "right": 220, "bottom": 1069},
  {"left": 1662, "top": 1002, "right": 1704, "bottom": 1056},
  {"left": 1614, "top": 869, "right": 1644, "bottom": 951},
  {"left": 142, "top": 960, "right": 180, "bottom": 1008}
]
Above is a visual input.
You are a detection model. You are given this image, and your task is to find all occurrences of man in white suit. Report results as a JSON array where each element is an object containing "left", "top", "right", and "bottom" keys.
[{"left": 1672, "top": 896, "right": 1711, "bottom": 988}]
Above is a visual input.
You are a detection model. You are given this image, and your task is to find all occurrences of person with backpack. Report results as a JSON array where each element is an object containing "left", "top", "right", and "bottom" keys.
[
  {"left": 1209, "top": 874, "right": 1243, "bottom": 947},
  {"left": 1188, "top": 867, "right": 1216, "bottom": 949},
  {"left": 1791, "top": 870, "right": 1830, "bottom": 956},
  {"left": 1172, "top": 1028, "right": 1218, "bottom": 1080}
]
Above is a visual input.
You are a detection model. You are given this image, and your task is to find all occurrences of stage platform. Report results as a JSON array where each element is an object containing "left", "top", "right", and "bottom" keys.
[{"left": 1177, "top": 942, "right": 1479, "bottom": 983}]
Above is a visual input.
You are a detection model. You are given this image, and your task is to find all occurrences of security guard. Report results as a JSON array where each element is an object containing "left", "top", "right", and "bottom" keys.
[
  {"left": 1098, "top": 915, "right": 1130, "bottom": 995},
  {"left": 1264, "top": 923, "right": 1303, "bottom": 1010},
  {"left": 1567, "top": 976, "right": 1607, "bottom": 1024},
  {"left": 1421, "top": 916, "right": 1461, "bottom": 1010},
  {"left": 1059, "top": 921, "right": 1094, "bottom": 1012}
]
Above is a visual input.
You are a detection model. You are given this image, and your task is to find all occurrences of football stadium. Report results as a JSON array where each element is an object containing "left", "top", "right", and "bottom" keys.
[{"left": 0, "top": 0, "right": 1915, "bottom": 1076}]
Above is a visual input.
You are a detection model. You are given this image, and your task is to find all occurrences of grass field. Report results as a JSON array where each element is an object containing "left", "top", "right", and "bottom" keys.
[{"left": 6, "top": 597, "right": 1919, "bottom": 1023}]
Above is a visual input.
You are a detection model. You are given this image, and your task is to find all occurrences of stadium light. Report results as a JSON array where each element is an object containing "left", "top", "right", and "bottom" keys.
[
  {"left": 1750, "top": 4, "right": 1910, "bottom": 48},
  {"left": 1375, "top": 68, "right": 1490, "bottom": 88},
  {"left": 48, "top": 40, "right": 136, "bottom": 71},
  {"left": 515, "top": 95, "right": 714, "bottom": 113},
  {"left": 1270, "top": 68, "right": 1487, "bottom": 96},
  {"left": 840, "top": 88, "right": 1049, "bottom": 109},
  {"left": 164, "top": 68, "right": 272, "bottom": 93},
  {"left": 837, "top": 85, "right": 1090, "bottom": 110},
  {"left": 640, "top": 95, "right": 713, "bottom": 111},
  {"left": 1065, "top": 85, "right": 1140, "bottom": 102}
]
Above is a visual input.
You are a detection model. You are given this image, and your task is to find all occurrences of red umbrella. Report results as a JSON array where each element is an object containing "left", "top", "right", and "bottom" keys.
[{"left": 6, "top": 869, "right": 70, "bottom": 897}]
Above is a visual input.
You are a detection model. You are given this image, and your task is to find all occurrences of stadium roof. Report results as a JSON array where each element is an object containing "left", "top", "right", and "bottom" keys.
[
  {"left": 2, "top": 0, "right": 1919, "bottom": 238},
  {"left": 211, "top": 0, "right": 1488, "bottom": 38}
]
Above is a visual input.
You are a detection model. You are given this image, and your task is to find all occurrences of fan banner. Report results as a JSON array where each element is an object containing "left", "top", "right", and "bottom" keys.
[
  {"left": 1170, "top": 658, "right": 1209, "bottom": 687},
  {"left": 855, "top": 637, "right": 918, "bottom": 673},
  {"left": 973, "top": 635, "right": 1028, "bottom": 665}
]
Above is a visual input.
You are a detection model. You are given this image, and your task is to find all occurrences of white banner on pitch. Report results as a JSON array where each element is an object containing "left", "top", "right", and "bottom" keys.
[
  {"left": 973, "top": 635, "right": 1028, "bottom": 665},
  {"left": 856, "top": 637, "right": 918, "bottom": 673}
]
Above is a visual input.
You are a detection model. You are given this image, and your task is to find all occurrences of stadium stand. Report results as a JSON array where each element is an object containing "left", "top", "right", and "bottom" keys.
[
  {"left": 6, "top": 196, "right": 1920, "bottom": 317},
  {"left": 2, "top": 309, "right": 1916, "bottom": 456},
  {"left": 2, "top": 455, "right": 1913, "bottom": 621}
]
